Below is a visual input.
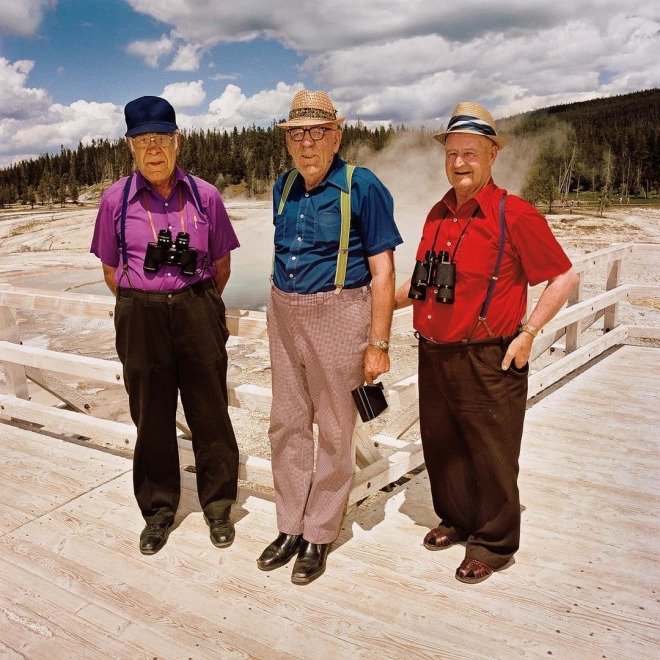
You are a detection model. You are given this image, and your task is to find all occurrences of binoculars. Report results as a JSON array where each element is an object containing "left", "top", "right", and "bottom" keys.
[
  {"left": 143, "top": 229, "right": 198, "bottom": 276},
  {"left": 407, "top": 249, "right": 456, "bottom": 304}
]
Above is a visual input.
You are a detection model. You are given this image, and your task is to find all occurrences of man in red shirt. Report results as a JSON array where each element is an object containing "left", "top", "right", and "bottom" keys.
[{"left": 395, "top": 102, "right": 578, "bottom": 584}]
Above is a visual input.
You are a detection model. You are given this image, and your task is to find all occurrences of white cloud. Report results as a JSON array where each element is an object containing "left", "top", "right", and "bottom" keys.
[
  {"left": 0, "top": 0, "right": 54, "bottom": 37},
  {"left": 125, "top": 34, "right": 175, "bottom": 69},
  {"left": 167, "top": 43, "right": 204, "bottom": 72},
  {"left": 0, "top": 58, "right": 51, "bottom": 120},
  {"left": 161, "top": 80, "right": 206, "bottom": 109},
  {"left": 2, "top": 1, "right": 659, "bottom": 166}
]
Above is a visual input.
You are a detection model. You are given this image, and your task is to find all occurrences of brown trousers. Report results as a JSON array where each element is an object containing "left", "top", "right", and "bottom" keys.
[
  {"left": 418, "top": 335, "right": 528, "bottom": 568},
  {"left": 267, "top": 285, "right": 371, "bottom": 544}
]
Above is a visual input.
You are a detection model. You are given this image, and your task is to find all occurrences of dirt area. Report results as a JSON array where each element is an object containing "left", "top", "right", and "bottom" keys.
[{"left": 1, "top": 203, "right": 658, "bottom": 462}]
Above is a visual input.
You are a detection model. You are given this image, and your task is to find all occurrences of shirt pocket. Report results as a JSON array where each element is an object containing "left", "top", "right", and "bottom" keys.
[
  {"left": 314, "top": 212, "right": 341, "bottom": 245},
  {"left": 455, "top": 238, "right": 497, "bottom": 278}
]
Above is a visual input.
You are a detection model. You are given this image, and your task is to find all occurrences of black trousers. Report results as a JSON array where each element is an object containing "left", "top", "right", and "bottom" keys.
[
  {"left": 418, "top": 335, "right": 528, "bottom": 568},
  {"left": 114, "top": 279, "right": 239, "bottom": 525}
]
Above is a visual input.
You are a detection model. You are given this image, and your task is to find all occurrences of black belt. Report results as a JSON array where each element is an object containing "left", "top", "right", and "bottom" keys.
[
  {"left": 415, "top": 331, "right": 516, "bottom": 347},
  {"left": 118, "top": 277, "right": 215, "bottom": 301}
]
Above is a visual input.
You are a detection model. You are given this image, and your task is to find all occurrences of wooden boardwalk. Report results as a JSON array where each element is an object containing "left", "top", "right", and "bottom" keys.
[{"left": 1, "top": 345, "right": 658, "bottom": 659}]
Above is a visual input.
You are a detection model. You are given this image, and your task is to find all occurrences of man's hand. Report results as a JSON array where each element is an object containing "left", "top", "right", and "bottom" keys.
[
  {"left": 501, "top": 332, "right": 533, "bottom": 371},
  {"left": 363, "top": 345, "right": 390, "bottom": 384}
]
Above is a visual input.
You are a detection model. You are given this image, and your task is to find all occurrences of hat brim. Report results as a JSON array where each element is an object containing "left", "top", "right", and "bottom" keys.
[
  {"left": 433, "top": 129, "right": 507, "bottom": 149},
  {"left": 126, "top": 121, "right": 178, "bottom": 137},
  {"left": 277, "top": 116, "right": 345, "bottom": 129}
]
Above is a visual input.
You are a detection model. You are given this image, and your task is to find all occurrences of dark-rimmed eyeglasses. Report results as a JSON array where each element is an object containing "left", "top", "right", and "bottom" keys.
[
  {"left": 130, "top": 133, "right": 175, "bottom": 148},
  {"left": 287, "top": 127, "right": 334, "bottom": 142}
]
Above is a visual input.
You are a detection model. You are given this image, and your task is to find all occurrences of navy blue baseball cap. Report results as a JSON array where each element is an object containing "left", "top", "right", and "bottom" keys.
[{"left": 124, "top": 96, "right": 178, "bottom": 137}]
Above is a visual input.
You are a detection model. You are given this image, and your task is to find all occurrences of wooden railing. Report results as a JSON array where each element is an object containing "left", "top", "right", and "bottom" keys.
[{"left": 1, "top": 243, "right": 658, "bottom": 504}]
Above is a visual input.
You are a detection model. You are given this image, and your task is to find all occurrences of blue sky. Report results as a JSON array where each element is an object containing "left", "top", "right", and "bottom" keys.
[{"left": 0, "top": 0, "right": 658, "bottom": 167}]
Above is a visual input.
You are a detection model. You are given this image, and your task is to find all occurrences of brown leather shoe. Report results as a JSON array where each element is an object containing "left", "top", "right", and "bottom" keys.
[
  {"left": 139, "top": 521, "right": 173, "bottom": 555},
  {"left": 291, "top": 540, "right": 330, "bottom": 585},
  {"left": 423, "top": 525, "right": 461, "bottom": 551},
  {"left": 455, "top": 557, "right": 494, "bottom": 584},
  {"left": 257, "top": 532, "right": 302, "bottom": 571},
  {"left": 207, "top": 518, "right": 235, "bottom": 548}
]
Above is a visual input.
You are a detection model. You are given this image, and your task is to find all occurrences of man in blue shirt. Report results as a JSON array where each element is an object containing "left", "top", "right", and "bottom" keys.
[{"left": 257, "top": 90, "right": 403, "bottom": 584}]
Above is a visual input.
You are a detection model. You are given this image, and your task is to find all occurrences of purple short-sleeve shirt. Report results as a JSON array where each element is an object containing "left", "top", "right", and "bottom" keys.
[{"left": 90, "top": 166, "right": 239, "bottom": 291}]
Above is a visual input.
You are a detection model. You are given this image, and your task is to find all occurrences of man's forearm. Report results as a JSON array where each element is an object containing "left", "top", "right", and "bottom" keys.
[{"left": 526, "top": 267, "right": 579, "bottom": 332}]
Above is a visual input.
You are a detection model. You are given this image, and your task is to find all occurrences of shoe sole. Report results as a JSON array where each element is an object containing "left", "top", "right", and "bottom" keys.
[
  {"left": 256, "top": 550, "right": 300, "bottom": 571},
  {"left": 291, "top": 565, "right": 326, "bottom": 585},
  {"left": 423, "top": 540, "right": 456, "bottom": 551}
]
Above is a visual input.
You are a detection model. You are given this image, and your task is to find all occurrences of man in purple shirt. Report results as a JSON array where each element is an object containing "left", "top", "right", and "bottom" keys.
[{"left": 90, "top": 96, "right": 240, "bottom": 555}]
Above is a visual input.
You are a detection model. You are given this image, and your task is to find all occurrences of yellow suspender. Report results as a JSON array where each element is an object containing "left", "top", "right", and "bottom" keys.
[
  {"left": 334, "top": 164, "right": 355, "bottom": 293},
  {"left": 276, "top": 165, "right": 355, "bottom": 293}
]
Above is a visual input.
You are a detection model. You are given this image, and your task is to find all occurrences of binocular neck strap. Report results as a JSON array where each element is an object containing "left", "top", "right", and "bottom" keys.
[
  {"left": 468, "top": 193, "right": 507, "bottom": 339},
  {"left": 141, "top": 187, "right": 186, "bottom": 242},
  {"left": 120, "top": 172, "right": 206, "bottom": 266}
]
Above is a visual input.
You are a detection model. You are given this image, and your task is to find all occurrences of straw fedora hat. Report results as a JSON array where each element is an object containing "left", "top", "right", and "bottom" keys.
[
  {"left": 434, "top": 101, "right": 507, "bottom": 149},
  {"left": 277, "top": 90, "right": 345, "bottom": 129}
]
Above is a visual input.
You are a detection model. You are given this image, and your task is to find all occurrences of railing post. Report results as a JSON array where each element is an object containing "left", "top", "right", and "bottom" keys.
[
  {"left": 0, "top": 305, "right": 30, "bottom": 399},
  {"left": 604, "top": 257, "right": 622, "bottom": 331},
  {"left": 565, "top": 271, "right": 584, "bottom": 353}
]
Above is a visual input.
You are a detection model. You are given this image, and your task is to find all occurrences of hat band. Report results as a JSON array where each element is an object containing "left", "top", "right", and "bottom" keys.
[
  {"left": 446, "top": 114, "right": 498, "bottom": 138},
  {"left": 289, "top": 107, "right": 337, "bottom": 121}
]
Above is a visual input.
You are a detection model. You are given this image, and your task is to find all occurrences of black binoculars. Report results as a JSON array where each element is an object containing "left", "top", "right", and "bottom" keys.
[
  {"left": 143, "top": 229, "right": 198, "bottom": 276},
  {"left": 407, "top": 249, "right": 456, "bottom": 304}
]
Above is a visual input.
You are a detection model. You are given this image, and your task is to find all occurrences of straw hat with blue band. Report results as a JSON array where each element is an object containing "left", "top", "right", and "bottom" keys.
[{"left": 434, "top": 101, "right": 507, "bottom": 149}]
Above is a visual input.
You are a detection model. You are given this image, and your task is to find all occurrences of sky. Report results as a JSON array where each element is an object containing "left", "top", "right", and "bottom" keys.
[{"left": 0, "top": 0, "right": 658, "bottom": 168}]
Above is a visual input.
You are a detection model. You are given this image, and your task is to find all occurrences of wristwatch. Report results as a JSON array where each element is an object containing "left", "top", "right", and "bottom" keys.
[{"left": 369, "top": 340, "right": 390, "bottom": 351}]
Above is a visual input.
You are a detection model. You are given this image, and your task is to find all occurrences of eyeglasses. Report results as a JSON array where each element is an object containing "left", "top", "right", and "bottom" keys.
[
  {"left": 130, "top": 133, "right": 175, "bottom": 148},
  {"left": 287, "top": 127, "right": 334, "bottom": 142}
]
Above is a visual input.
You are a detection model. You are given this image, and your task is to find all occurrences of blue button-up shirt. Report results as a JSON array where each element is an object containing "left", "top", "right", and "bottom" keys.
[{"left": 272, "top": 156, "right": 402, "bottom": 294}]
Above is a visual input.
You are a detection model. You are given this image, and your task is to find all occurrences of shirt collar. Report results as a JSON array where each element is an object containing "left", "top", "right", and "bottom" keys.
[
  {"left": 319, "top": 155, "right": 350, "bottom": 192},
  {"left": 439, "top": 178, "right": 497, "bottom": 217}
]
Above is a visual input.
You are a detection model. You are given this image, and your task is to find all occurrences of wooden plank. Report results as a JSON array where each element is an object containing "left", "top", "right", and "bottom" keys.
[
  {"left": 0, "top": 305, "right": 29, "bottom": 399},
  {"left": 0, "top": 284, "right": 268, "bottom": 339},
  {"left": 0, "top": 340, "right": 123, "bottom": 385},
  {"left": 528, "top": 325, "right": 628, "bottom": 398}
]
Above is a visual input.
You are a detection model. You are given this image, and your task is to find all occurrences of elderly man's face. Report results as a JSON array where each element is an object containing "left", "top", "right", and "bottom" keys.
[
  {"left": 128, "top": 132, "right": 180, "bottom": 190},
  {"left": 286, "top": 123, "right": 342, "bottom": 190},
  {"left": 444, "top": 133, "right": 498, "bottom": 206}
]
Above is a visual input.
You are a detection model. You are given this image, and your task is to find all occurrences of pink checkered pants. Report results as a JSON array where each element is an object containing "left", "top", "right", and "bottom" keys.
[{"left": 267, "top": 284, "right": 371, "bottom": 543}]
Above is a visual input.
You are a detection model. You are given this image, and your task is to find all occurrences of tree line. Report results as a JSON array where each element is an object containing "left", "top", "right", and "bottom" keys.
[
  {"left": 0, "top": 122, "right": 396, "bottom": 208},
  {"left": 0, "top": 89, "right": 657, "bottom": 210}
]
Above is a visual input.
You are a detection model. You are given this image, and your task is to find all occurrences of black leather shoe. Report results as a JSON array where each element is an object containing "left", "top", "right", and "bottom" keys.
[
  {"left": 291, "top": 540, "right": 330, "bottom": 585},
  {"left": 139, "top": 522, "right": 173, "bottom": 555},
  {"left": 257, "top": 532, "right": 302, "bottom": 571},
  {"left": 207, "top": 517, "right": 235, "bottom": 548}
]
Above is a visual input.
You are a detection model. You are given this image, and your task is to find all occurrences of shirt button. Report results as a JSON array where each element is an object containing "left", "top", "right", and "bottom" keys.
[
  {"left": 289, "top": 274, "right": 294, "bottom": 278},
  {"left": 167, "top": 293, "right": 173, "bottom": 299},
  {"left": 453, "top": 217, "right": 458, "bottom": 223},
  {"left": 297, "top": 236, "right": 302, "bottom": 242},
  {"left": 447, "top": 241, "right": 451, "bottom": 246},
  {"left": 427, "top": 315, "right": 432, "bottom": 319},
  {"left": 304, "top": 193, "right": 309, "bottom": 197},
  {"left": 164, "top": 202, "right": 169, "bottom": 207},
  {"left": 291, "top": 256, "right": 296, "bottom": 261},
  {"left": 300, "top": 214, "right": 304, "bottom": 218}
]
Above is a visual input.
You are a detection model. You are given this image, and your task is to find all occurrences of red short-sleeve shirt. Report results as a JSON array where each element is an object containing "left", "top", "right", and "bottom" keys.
[{"left": 412, "top": 180, "right": 572, "bottom": 342}]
